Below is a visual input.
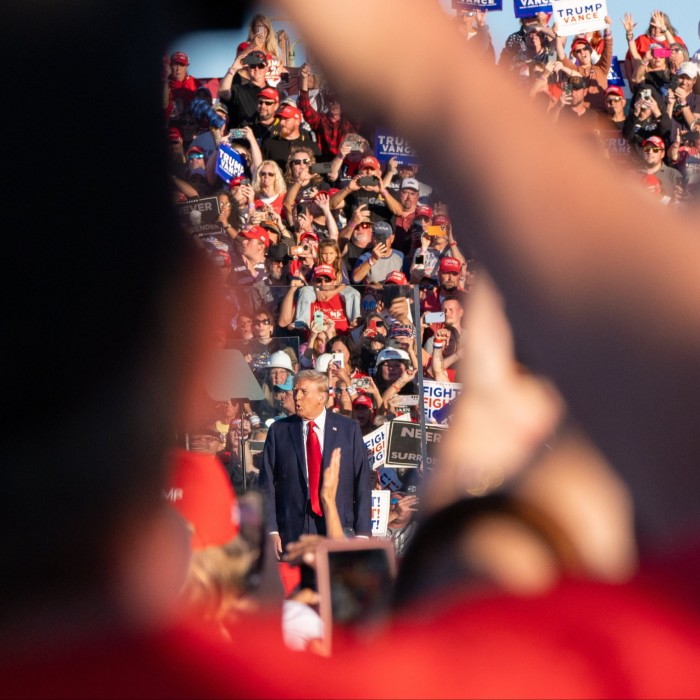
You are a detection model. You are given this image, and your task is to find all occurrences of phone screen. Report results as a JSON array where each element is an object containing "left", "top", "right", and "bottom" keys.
[{"left": 315, "top": 539, "right": 396, "bottom": 655}]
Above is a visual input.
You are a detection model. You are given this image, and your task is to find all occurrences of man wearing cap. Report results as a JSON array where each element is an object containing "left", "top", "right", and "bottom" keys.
[
  {"left": 290, "top": 263, "right": 360, "bottom": 335},
  {"left": 262, "top": 242, "right": 291, "bottom": 311},
  {"left": 351, "top": 394, "right": 376, "bottom": 436},
  {"left": 330, "top": 155, "right": 402, "bottom": 224},
  {"left": 261, "top": 103, "right": 320, "bottom": 169},
  {"left": 409, "top": 219, "right": 465, "bottom": 283},
  {"left": 623, "top": 88, "right": 673, "bottom": 157},
  {"left": 556, "top": 19, "right": 613, "bottom": 112},
  {"left": 219, "top": 49, "right": 272, "bottom": 128},
  {"left": 553, "top": 75, "right": 597, "bottom": 126},
  {"left": 352, "top": 221, "right": 404, "bottom": 284},
  {"left": 669, "top": 63, "right": 699, "bottom": 128},
  {"left": 165, "top": 51, "right": 197, "bottom": 125},
  {"left": 392, "top": 177, "right": 424, "bottom": 254},
  {"left": 297, "top": 63, "right": 359, "bottom": 161},
  {"left": 638, "top": 136, "right": 684, "bottom": 203},
  {"left": 231, "top": 224, "right": 271, "bottom": 286},
  {"left": 596, "top": 86, "right": 633, "bottom": 164},
  {"left": 241, "top": 86, "right": 281, "bottom": 144}
]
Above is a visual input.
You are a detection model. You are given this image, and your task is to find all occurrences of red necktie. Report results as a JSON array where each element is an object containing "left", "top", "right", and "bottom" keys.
[{"left": 306, "top": 420, "right": 323, "bottom": 516}]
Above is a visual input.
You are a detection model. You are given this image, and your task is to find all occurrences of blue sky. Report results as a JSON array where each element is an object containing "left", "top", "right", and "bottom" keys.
[{"left": 173, "top": 2, "right": 698, "bottom": 79}]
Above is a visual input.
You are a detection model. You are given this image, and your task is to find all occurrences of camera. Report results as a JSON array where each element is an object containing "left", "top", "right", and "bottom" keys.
[
  {"left": 310, "top": 162, "right": 333, "bottom": 174},
  {"left": 290, "top": 244, "right": 310, "bottom": 256},
  {"left": 415, "top": 254, "right": 425, "bottom": 265},
  {"left": 358, "top": 175, "right": 380, "bottom": 188}
]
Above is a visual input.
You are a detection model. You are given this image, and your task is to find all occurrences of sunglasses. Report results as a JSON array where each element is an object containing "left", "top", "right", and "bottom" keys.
[
  {"left": 291, "top": 159, "right": 310, "bottom": 166},
  {"left": 420, "top": 284, "right": 436, "bottom": 291},
  {"left": 643, "top": 146, "right": 663, "bottom": 153},
  {"left": 187, "top": 154, "right": 204, "bottom": 160},
  {"left": 606, "top": 97, "right": 622, "bottom": 103},
  {"left": 315, "top": 276, "right": 332, "bottom": 283},
  {"left": 259, "top": 171, "right": 275, "bottom": 177},
  {"left": 573, "top": 47, "right": 589, "bottom": 53},
  {"left": 254, "top": 318, "right": 272, "bottom": 325},
  {"left": 258, "top": 100, "right": 277, "bottom": 106}
]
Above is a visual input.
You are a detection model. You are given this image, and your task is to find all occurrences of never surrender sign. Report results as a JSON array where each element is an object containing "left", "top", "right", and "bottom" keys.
[
  {"left": 385, "top": 420, "right": 447, "bottom": 468},
  {"left": 550, "top": 0, "right": 607, "bottom": 36}
]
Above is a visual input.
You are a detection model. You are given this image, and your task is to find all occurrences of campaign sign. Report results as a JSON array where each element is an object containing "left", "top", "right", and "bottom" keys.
[
  {"left": 177, "top": 196, "right": 221, "bottom": 235},
  {"left": 375, "top": 128, "right": 419, "bottom": 166},
  {"left": 422, "top": 380, "right": 462, "bottom": 423},
  {"left": 607, "top": 56, "right": 625, "bottom": 87},
  {"left": 514, "top": 0, "right": 552, "bottom": 18},
  {"left": 452, "top": 0, "right": 503, "bottom": 10},
  {"left": 363, "top": 424, "right": 387, "bottom": 471},
  {"left": 385, "top": 421, "right": 447, "bottom": 469},
  {"left": 371, "top": 490, "right": 391, "bottom": 537},
  {"left": 215, "top": 143, "right": 246, "bottom": 183},
  {"left": 550, "top": 0, "right": 607, "bottom": 37}
]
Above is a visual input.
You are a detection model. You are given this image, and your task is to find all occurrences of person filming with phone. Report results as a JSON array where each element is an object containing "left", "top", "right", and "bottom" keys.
[{"left": 352, "top": 221, "right": 404, "bottom": 284}]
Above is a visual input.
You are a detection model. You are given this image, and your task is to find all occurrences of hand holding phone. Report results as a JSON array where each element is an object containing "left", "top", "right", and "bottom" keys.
[{"left": 425, "top": 311, "right": 445, "bottom": 324}]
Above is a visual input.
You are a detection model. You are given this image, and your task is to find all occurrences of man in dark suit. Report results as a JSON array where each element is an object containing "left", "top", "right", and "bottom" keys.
[{"left": 259, "top": 369, "right": 372, "bottom": 556}]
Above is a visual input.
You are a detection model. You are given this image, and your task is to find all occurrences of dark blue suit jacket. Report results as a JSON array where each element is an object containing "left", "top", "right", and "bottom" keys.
[{"left": 258, "top": 411, "right": 372, "bottom": 546}]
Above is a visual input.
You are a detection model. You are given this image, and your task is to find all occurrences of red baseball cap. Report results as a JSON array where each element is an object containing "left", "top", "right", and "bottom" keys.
[
  {"left": 299, "top": 231, "right": 319, "bottom": 244},
  {"left": 258, "top": 86, "right": 280, "bottom": 102},
  {"left": 432, "top": 214, "right": 450, "bottom": 227},
  {"left": 241, "top": 225, "right": 271, "bottom": 247},
  {"left": 352, "top": 394, "right": 374, "bottom": 409},
  {"left": 439, "top": 256, "right": 462, "bottom": 274},
  {"left": 415, "top": 205, "right": 433, "bottom": 219},
  {"left": 165, "top": 449, "right": 240, "bottom": 550},
  {"left": 385, "top": 271, "right": 408, "bottom": 285},
  {"left": 604, "top": 86, "right": 624, "bottom": 98},
  {"left": 228, "top": 175, "right": 246, "bottom": 188},
  {"left": 312, "top": 264, "right": 336, "bottom": 280},
  {"left": 276, "top": 104, "right": 302, "bottom": 120},
  {"left": 358, "top": 156, "right": 380, "bottom": 171},
  {"left": 170, "top": 51, "right": 189, "bottom": 66},
  {"left": 642, "top": 136, "right": 665, "bottom": 150},
  {"left": 167, "top": 127, "right": 182, "bottom": 143}
]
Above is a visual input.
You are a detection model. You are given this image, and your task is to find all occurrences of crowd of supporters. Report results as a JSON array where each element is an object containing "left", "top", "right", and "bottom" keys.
[{"left": 161, "top": 5, "right": 700, "bottom": 646}]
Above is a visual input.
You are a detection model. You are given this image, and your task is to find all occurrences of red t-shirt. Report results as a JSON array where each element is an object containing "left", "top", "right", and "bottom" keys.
[{"left": 311, "top": 294, "right": 349, "bottom": 333}]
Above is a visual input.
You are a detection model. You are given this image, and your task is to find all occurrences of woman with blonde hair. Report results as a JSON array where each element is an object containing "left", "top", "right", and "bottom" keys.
[
  {"left": 247, "top": 14, "right": 286, "bottom": 88},
  {"left": 252, "top": 159, "right": 287, "bottom": 215}
]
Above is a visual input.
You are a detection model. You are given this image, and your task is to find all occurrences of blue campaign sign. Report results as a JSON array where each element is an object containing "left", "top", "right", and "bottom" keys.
[
  {"left": 452, "top": 0, "right": 503, "bottom": 10},
  {"left": 374, "top": 128, "right": 419, "bottom": 166},
  {"left": 514, "top": 0, "right": 552, "bottom": 18},
  {"left": 607, "top": 56, "right": 625, "bottom": 87},
  {"left": 215, "top": 143, "right": 246, "bottom": 183}
]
